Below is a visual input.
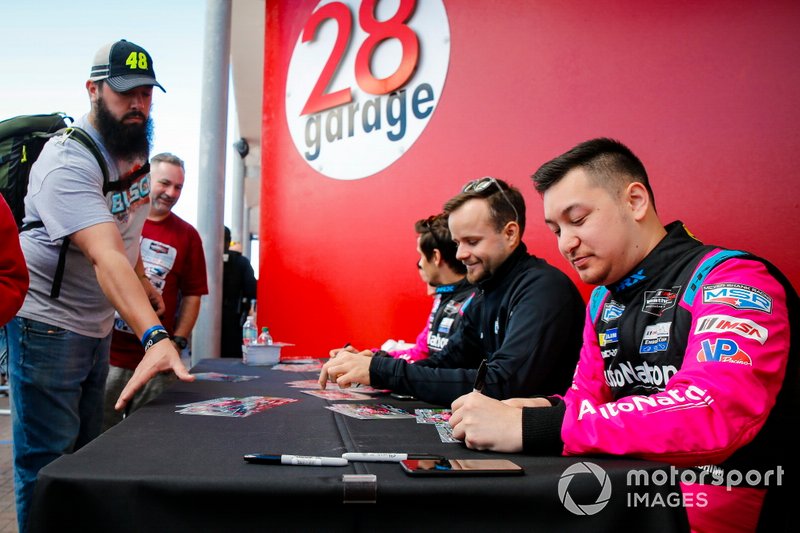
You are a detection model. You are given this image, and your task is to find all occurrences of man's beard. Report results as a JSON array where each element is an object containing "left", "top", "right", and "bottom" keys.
[{"left": 94, "top": 95, "right": 153, "bottom": 162}]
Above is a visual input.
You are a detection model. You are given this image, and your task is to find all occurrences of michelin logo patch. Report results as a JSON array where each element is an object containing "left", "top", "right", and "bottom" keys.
[
  {"left": 694, "top": 314, "right": 768, "bottom": 345},
  {"left": 640, "top": 322, "right": 671, "bottom": 354},
  {"left": 702, "top": 283, "right": 772, "bottom": 314}
]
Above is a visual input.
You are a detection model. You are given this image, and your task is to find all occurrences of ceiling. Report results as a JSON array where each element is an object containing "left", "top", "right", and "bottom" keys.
[{"left": 230, "top": 0, "right": 266, "bottom": 235}]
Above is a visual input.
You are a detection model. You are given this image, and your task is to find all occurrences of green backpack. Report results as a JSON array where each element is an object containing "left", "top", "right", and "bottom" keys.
[{"left": 0, "top": 112, "right": 111, "bottom": 227}]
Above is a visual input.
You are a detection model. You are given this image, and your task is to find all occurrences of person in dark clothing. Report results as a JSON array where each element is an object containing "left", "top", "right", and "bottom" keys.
[
  {"left": 220, "top": 226, "right": 257, "bottom": 357},
  {"left": 319, "top": 177, "right": 584, "bottom": 406}
]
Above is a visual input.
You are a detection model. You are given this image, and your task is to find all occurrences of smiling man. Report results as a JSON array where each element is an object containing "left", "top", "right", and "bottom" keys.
[
  {"left": 103, "top": 153, "right": 208, "bottom": 431},
  {"left": 4, "top": 39, "right": 194, "bottom": 532},
  {"left": 319, "top": 177, "right": 584, "bottom": 406}
]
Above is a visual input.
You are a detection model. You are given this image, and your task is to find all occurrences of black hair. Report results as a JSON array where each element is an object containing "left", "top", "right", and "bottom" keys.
[
  {"left": 531, "top": 138, "right": 656, "bottom": 210},
  {"left": 414, "top": 214, "right": 466, "bottom": 274}
]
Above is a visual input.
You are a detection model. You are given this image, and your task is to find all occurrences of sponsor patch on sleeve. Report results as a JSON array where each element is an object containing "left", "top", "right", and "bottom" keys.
[
  {"left": 701, "top": 283, "right": 773, "bottom": 314},
  {"left": 694, "top": 314, "right": 768, "bottom": 345},
  {"left": 696, "top": 338, "right": 752, "bottom": 366}
]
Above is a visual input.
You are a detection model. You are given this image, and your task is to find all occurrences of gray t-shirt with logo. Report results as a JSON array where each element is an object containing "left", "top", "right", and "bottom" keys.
[{"left": 18, "top": 115, "right": 151, "bottom": 338}]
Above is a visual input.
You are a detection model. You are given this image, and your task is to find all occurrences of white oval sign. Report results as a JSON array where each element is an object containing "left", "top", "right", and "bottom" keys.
[{"left": 285, "top": 0, "right": 450, "bottom": 180}]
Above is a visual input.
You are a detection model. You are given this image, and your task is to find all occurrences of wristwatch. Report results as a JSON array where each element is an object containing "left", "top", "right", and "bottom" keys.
[{"left": 173, "top": 336, "right": 188, "bottom": 350}]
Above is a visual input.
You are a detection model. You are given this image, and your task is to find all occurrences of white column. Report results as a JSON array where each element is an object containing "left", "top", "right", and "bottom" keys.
[{"left": 193, "top": 0, "right": 232, "bottom": 364}]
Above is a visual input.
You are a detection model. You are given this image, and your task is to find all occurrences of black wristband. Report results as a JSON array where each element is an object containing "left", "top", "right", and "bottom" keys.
[
  {"left": 172, "top": 336, "right": 188, "bottom": 350},
  {"left": 144, "top": 331, "right": 170, "bottom": 352}
]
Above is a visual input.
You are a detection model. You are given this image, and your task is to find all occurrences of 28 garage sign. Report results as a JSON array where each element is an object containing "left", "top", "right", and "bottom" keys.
[{"left": 286, "top": 0, "right": 450, "bottom": 180}]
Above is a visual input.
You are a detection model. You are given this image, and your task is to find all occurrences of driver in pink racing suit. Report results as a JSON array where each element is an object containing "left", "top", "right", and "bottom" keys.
[{"left": 449, "top": 138, "right": 798, "bottom": 533}]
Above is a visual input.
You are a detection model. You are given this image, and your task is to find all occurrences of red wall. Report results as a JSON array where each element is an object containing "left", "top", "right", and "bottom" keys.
[{"left": 261, "top": 0, "right": 800, "bottom": 357}]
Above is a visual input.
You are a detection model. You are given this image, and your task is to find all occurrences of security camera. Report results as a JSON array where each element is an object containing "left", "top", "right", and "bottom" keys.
[{"left": 233, "top": 138, "right": 249, "bottom": 158}]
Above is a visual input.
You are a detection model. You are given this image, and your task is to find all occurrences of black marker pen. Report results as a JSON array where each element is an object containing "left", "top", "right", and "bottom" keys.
[{"left": 473, "top": 359, "right": 488, "bottom": 393}]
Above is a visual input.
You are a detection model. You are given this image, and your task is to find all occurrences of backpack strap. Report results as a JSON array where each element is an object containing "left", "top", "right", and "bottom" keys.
[
  {"left": 105, "top": 162, "right": 150, "bottom": 194},
  {"left": 61, "top": 127, "right": 110, "bottom": 186},
  {"left": 50, "top": 235, "right": 71, "bottom": 298},
  {"left": 20, "top": 127, "right": 119, "bottom": 298},
  {"left": 61, "top": 126, "right": 151, "bottom": 192},
  {"left": 53, "top": 127, "right": 115, "bottom": 298}
]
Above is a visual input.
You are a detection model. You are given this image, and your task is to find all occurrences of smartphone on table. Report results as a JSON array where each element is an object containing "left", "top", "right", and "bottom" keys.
[{"left": 400, "top": 458, "right": 524, "bottom": 476}]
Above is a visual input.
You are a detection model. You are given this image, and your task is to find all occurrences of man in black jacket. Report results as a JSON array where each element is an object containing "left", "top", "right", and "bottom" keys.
[
  {"left": 319, "top": 177, "right": 584, "bottom": 406},
  {"left": 220, "top": 226, "right": 257, "bottom": 357}
]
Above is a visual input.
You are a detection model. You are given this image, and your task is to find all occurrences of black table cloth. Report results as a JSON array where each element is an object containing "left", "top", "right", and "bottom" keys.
[{"left": 30, "top": 358, "right": 689, "bottom": 532}]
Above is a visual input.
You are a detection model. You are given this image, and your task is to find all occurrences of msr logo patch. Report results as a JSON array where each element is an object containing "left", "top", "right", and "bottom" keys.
[{"left": 702, "top": 283, "right": 772, "bottom": 314}]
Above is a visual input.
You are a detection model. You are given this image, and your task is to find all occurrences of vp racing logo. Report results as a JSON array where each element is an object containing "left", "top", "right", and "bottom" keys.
[{"left": 558, "top": 462, "right": 612, "bottom": 516}]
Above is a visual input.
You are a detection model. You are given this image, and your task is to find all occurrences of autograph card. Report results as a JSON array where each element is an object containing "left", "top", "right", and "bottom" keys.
[
  {"left": 286, "top": 380, "right": 387, "bottom": 397},
  {"left": 191, "top": 372, "right": 260, "bottom": 382},
  {"left": 435, "top": 422, "right": 460, "bottom": 443},
  {"left": 272, "top": 361, "right": 323, "bottom": 372},
  {"left": 415, "top": 408, "right": 452, "bottom": 424},
  {"left": 176, "top": 396, "right": 297, "bottom": 417},
  {"left": 326, "top": 403, "right": 415, "bottom": 420},
  {"left": 301, "top": 389, "right": 373, "bottom": 401},
  {"left": 286, "top": 379, "right": 335, "bottom": 389}
]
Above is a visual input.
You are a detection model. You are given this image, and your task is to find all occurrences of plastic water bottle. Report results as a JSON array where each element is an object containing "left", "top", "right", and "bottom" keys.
[
  {"left": 242, "top": 316, "right": 258, "bottom": 346},
  {"left": 257, "top": 326, "right": 273, "bottom": 345}
]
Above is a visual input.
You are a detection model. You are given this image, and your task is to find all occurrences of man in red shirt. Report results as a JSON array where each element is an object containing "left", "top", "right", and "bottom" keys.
[{"left": 102, "top": 153, "right": 207, "bottom": 430}]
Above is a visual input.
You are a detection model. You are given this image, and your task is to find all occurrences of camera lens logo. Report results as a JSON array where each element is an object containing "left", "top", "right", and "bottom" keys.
[{"left": 558, "top": 462, "right": 612, "bottom": 516}]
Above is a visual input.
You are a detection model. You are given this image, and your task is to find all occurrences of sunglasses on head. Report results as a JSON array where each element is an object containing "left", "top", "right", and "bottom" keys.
[{"left": 462, "top": 176, "right": 519, "bottom": 222}]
